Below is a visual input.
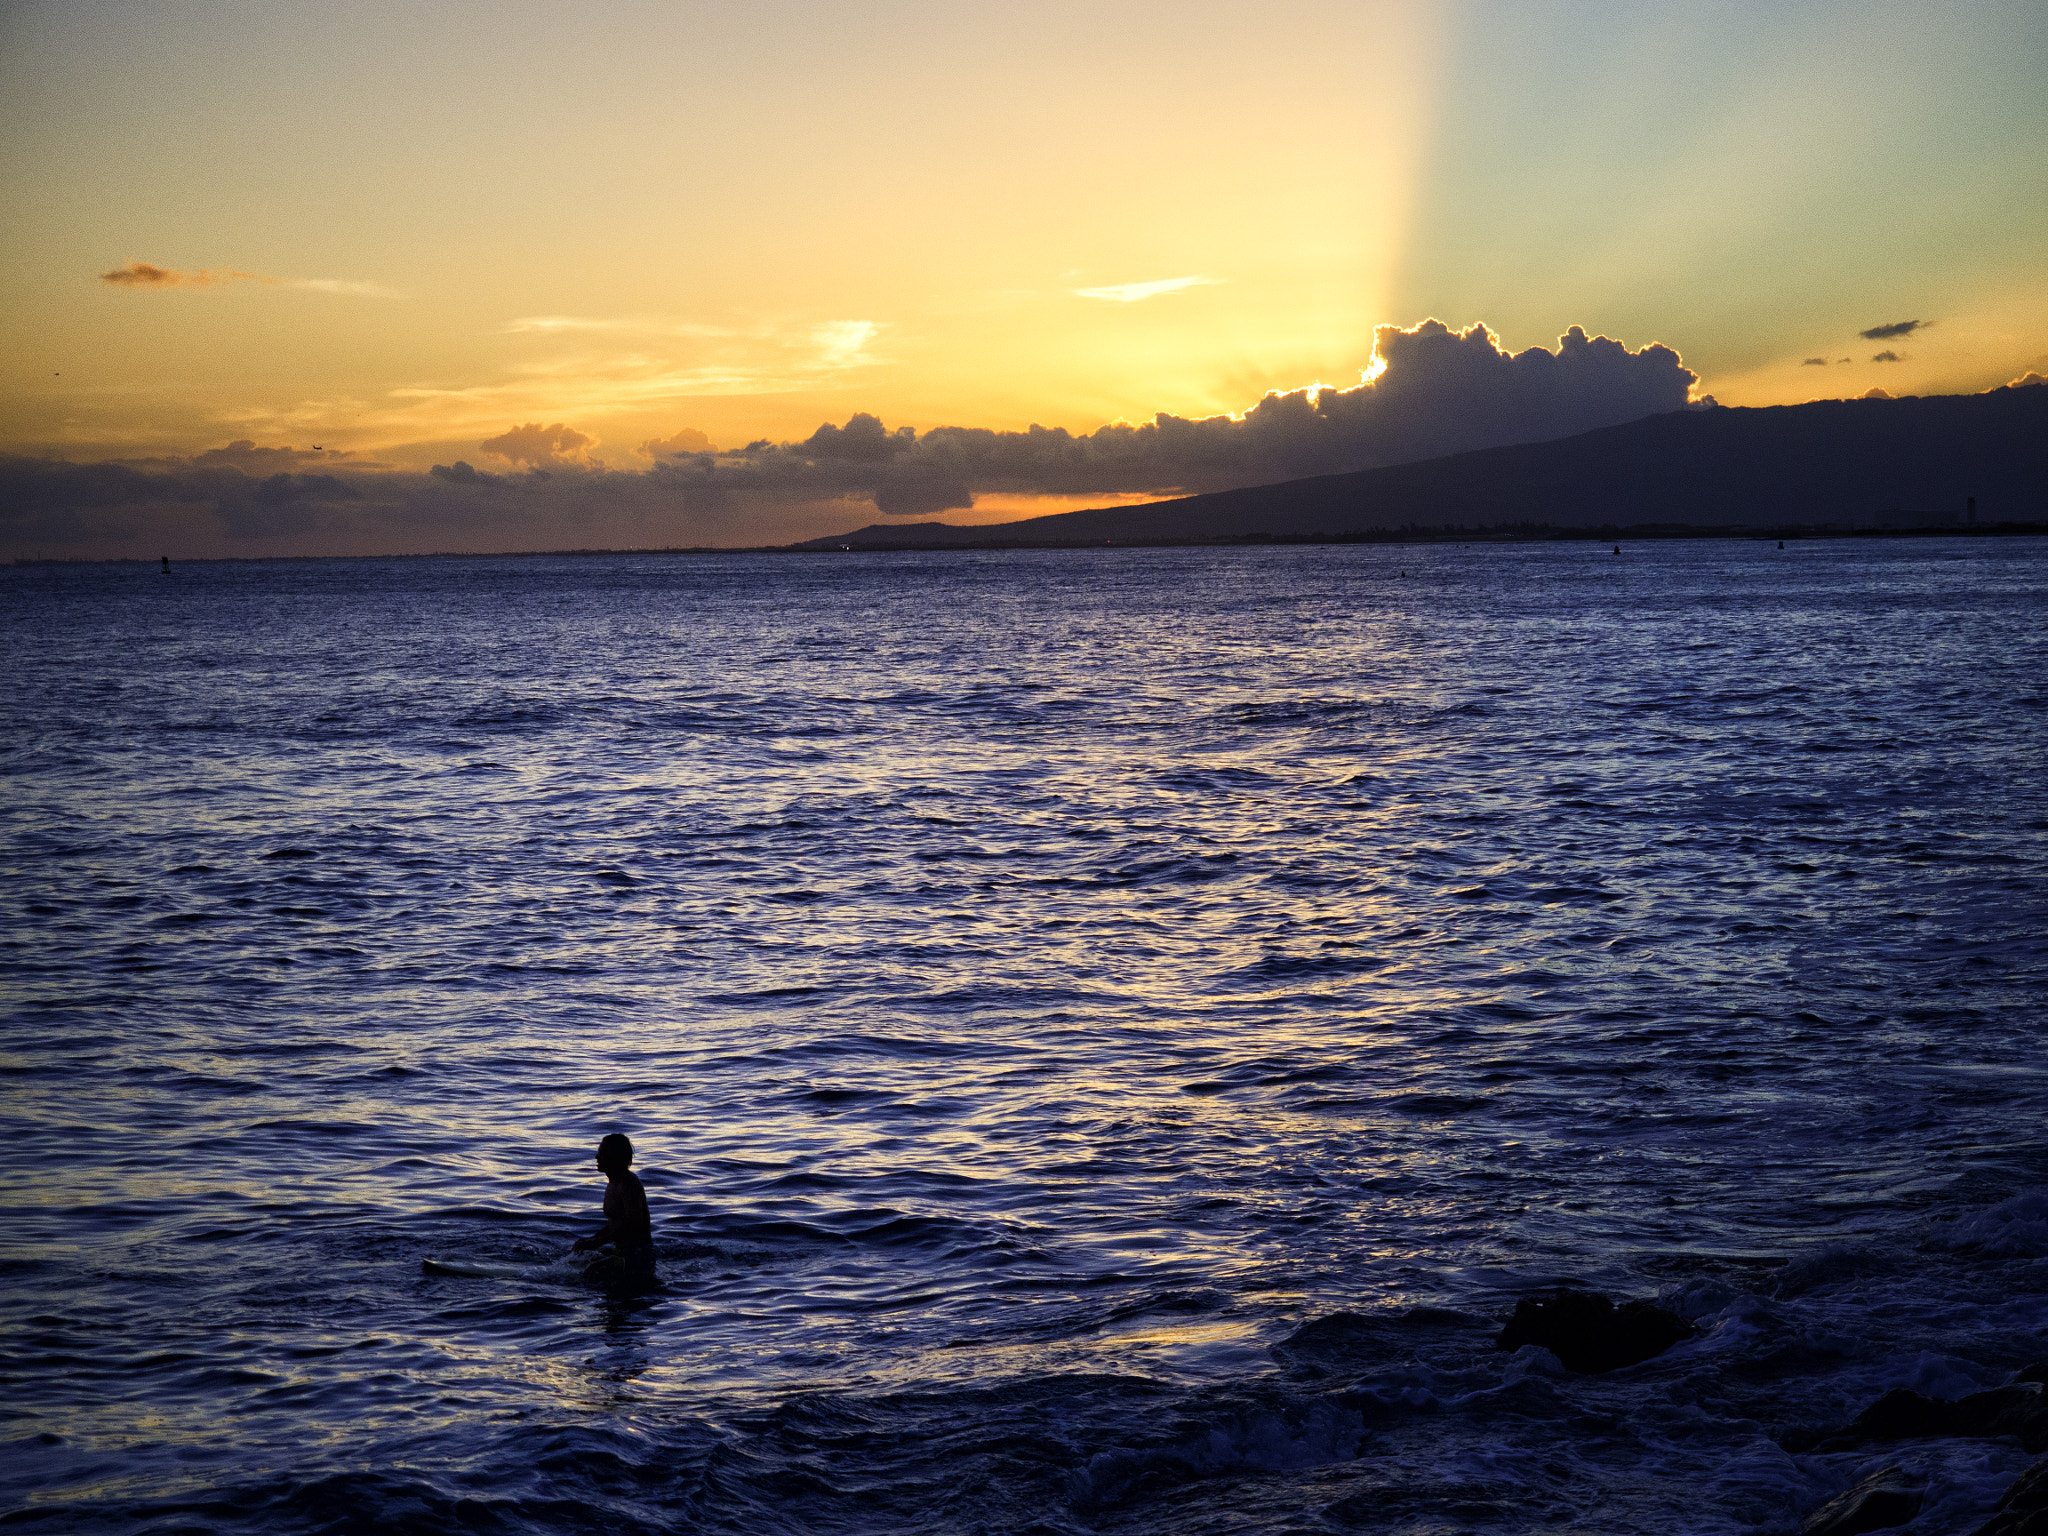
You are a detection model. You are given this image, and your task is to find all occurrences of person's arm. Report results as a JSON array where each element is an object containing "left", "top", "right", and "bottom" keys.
[{"left": 574, "top": 1187, "right": 620, "bottom": 1253}]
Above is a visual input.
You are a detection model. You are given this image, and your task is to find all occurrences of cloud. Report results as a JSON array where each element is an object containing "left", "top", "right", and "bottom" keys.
[
  {"left": 1859, "top": 319, "right": 1926, "bottom": 340},
  {"left": 429, "top": 460, "right": 502, "bottom": 486},
  {"left": 1871, "top": 350, "right": 1902, "bottom": 363},
  {"left": 1861, "top": 387, "right": 1894, "bottom": 400},
  {"left": 213, "top": 473, "right": 360, "bottom": 538},
  {"left": 101, "top": 261, "right": 266, "bottom": 289},
  {"left": 801, "top": 413, "right": 913, "bottom": 463},
  {"left": 1073, "top": 276, "right": 1220, "bottom": 302},
  {"left": 636, "top": 427, "right": 718, "bottom": 458},
  {"left": 1802, "top": 357, "right": 1828, "bottom": 366},
  {"left": 632, "top": 318, "right": 1703, "bottom": 516},
  {"left": 503, "top": 316, "right": 732, "bottom": 336},
  {"left": 2005, "top": 371, "right": 2046, "bottom": 389},
  {"left": 0, "top": 452, "right": 362, "bottom": 543},
  {"left": 0, "top": 318, "right": 1711, "bottom": 549},
  {"left": 359, "top": 318, "right": 885, "bottom": 440},
  {"left": 289, "top": 278, "right": 398, "bottom": 298},
  {"left": 812, "top": 319, "right": 880, "bottom": 365},
  {"left": 504, "top": 316, "right": 631, "bottom": 334},
  {"left": 184, "top": 440, "right": 359, "bottom": 471},
  {"left": 479, "top": 422, "right": 597, "bottom": 466},
  {"left": 99, "top": 261, "right": 393, "bottom": 296}
]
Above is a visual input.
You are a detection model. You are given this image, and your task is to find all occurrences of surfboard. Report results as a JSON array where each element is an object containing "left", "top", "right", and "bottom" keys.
[
  {"left": 421, "top": 1257, "right": 539, "bottom": 1278},
  {"left": 421, "top": 1254, "right": 646, "bottom": 1283}
]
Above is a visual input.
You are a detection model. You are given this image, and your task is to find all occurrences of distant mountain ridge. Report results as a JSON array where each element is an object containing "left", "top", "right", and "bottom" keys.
[{"left": 794, "top": 388, "right": 2047, "bottom": 548}]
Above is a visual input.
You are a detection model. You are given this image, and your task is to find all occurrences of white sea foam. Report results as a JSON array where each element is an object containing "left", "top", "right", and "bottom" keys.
[{"left": 1928, "top": 1190, "right": 2048, "bottom": 1257}]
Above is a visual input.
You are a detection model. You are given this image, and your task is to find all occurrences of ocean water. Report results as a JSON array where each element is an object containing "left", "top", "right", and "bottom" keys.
[{"left": 3, "top": 539, "right": 2045, "bottom": 1536}]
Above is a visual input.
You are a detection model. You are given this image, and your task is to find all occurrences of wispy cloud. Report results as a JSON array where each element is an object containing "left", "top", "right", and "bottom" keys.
[
  {"left": 1072, "top": 275, "right": 1221, "bottom": 303},
  {"left": 499, "top": 315, "right": 708, "bottom": 335},
  {"left": 811, "top": 320, "right": 879, "bottom": 365},
  {"left": 1859, "top": 319, "right": 1926, "bottom": 340},
  {"left": 100, "top": 261, "right": 394, "bottom": 296},
  {"left": 501, "top": 315, "right": 734, "bottom": 336},
  {"left": 290, "top": 278, "right": 398, "bottom": 298},
  {"left": 493, "top": 315, "right": 881, "bottom": 397},
  {"left": 327, "top": 318, "right": 890, "bottom": 441},
  {"left": 504, "top": 316, "right": 640, "bottom": 334},
  {"left": 102, "top": 262, "right": 265, "bottom": 288}
]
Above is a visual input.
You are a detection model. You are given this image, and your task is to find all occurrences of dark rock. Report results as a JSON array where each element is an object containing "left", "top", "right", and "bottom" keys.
[
  {"left": 1781, "top": 1423, "right": 1837, "bottom": 1454},
  {"left": 1971, "top": 1454, "right": 2048, "bottom": 1536},
  {"left": 1850, "top": 1388, "right": 1957, "bottom": 1439},
  {"left": 1271, "top": 1305, "right": 1490, "bottom": 1381},
  {"left": 1322, "top": 1482, "right": 1513, "bottom": 1529},
  {"left": 1974, "top": 1506, "right": 2048, "bottom": 1535},
  {"left": 1799, "top": 1467, "right": 1923, "bottom": 1536},
  {"left": 1493, "top": 1289, "right": 1697, "bottom": 1374},
  {"left": 1829, "top": 1384, "right": 2048, "bottom": 1455},
  {"left": 2017, "top": 1362, "right": 2048, "bottom": 1386},
  {"left": 2006, "top": 1458, "right": 2048, "bottom": 1509},
  {"left": 1276, "top": 1311, "right": 1380, "bottom": 1354},
  {"left": 1943, "top": 1384, "right": 2045, "bottom": 1446}
]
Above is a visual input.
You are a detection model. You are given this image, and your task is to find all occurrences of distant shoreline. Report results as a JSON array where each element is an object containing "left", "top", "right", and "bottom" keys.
[
  {"left": 767, "top": 521, "right": 2048, "bottom": 554},
  {"left": 10, "top": 522, "right": 2047, "bottom": 566}
]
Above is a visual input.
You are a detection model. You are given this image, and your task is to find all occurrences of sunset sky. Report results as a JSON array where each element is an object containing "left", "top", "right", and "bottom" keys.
[{"left": 2, "top": 0, "right": 2044, "bottom": 554}]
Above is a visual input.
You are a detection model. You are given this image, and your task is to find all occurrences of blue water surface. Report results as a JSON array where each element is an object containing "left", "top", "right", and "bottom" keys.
[{"left": 4, "top": 540, "right": 2046, "bottom": 1534}]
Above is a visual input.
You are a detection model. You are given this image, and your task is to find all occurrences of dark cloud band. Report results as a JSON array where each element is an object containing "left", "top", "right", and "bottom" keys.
[
  {"left": 643, "top": 320, "right": 1703, "bottom": 515},
  {"left": 2, "top": 318, "right": 1704, "bottom": 546}
]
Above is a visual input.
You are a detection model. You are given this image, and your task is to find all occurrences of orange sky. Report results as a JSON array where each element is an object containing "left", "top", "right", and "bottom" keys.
[{"left": 2, "top": 0, "right": 2043, "bottom": 553}]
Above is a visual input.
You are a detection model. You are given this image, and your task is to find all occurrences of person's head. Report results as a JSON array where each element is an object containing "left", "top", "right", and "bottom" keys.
[{"left": 596, "top": 1133, "right": 633, "bottom": 1172}]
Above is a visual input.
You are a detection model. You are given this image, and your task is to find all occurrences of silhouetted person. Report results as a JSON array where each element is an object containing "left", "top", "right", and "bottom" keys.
[
  {"left": 161, "top": 555, "right": 170, "bottom": 573},
  {"left": 572, "top": 1133, "right": 654, "bottom": 1277}
]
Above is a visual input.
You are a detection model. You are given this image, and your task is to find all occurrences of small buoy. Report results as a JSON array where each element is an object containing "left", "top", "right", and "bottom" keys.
[
  {"left": 1613, "top": 545, "right": 1621, "bottom": 555},
  {"left": 1778, "top": 540, "right": 1785, "bottom": 550}
]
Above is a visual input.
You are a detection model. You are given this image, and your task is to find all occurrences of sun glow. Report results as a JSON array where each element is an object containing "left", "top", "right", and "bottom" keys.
[{"left": 3, "top": 0, "right": 2042, "bottom": 554}]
